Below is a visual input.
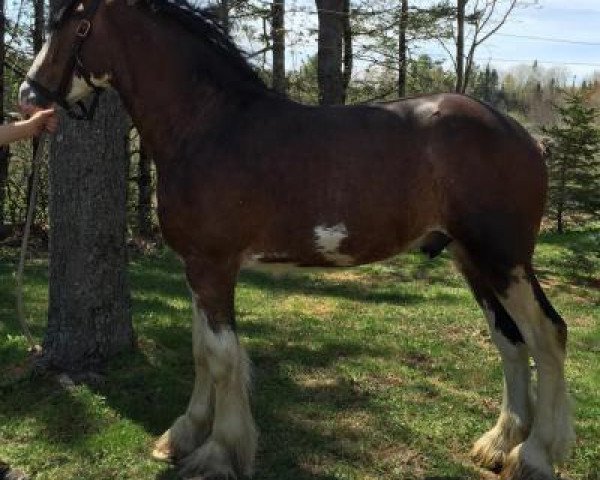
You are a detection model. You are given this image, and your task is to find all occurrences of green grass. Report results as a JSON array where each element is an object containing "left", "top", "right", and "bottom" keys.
[{"left": 0, "top": 229, "right": 599, "bottom": 480}]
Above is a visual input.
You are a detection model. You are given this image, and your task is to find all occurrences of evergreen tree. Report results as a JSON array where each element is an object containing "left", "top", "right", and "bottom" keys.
[{"left": 543, "top": 93, "right": 600, "bottom": 233}]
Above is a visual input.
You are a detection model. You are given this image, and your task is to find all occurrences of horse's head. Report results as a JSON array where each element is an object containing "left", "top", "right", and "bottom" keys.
[{"left": 19, "top": 0, "right": 116, "bottom": 117}]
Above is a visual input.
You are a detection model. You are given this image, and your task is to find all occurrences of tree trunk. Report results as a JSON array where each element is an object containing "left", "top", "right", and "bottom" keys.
[
  {"left": 556, "top": 209, "right": 564, "bottom": 234},
  {"left": 316, "top": 0, "right": 345, "bottom": 105},
  {"left": 0, "top": 0, "right": 9, "bottom": 227},
  {"left": 556, "top": 156, "right": 567, "bottom": 235},
  {"left": 462, "top": 41, "right": 477, "bottom": 94},
  {"left": 0, "top": 147, "right": 8, "bottom": 227},
  {"left": 137, "top": 140, "right": 153, "bottom": 239},
  {"left": 455, "top": 0, "right": 466, "bottom": 93},
  {"left": 33, "top": 0, "right": 45, "bottom": 53},
  {"left": 42, "top": 91, "right": 133, "bottom": 372},
  {"left": 341, "top": 0, "right": 352, "bottom": 103},
  {"left": 219, "top": 0, "right": 230, "bottom": 35},
  {"left": 398, "top": 0, "right": 409, "bottom": 97},
  {"left": 271, "top": 0, "right": 286, "bottom": 94}
]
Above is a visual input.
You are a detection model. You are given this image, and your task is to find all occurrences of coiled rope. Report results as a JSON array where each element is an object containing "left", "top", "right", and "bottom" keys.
[{"left": 15, "top": 133, "right": 48, "bottom": 353}]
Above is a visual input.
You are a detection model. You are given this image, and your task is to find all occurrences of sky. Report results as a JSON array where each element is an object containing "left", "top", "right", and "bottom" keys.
[
  {"left": 280, "top": 0, "right": 600, "bottom": 82},
  {"left": 7, "top": 0, "right": 600, "bottom": 81},
  {"left": 465, "top": 0, "right": 600, "bottom": 81}
]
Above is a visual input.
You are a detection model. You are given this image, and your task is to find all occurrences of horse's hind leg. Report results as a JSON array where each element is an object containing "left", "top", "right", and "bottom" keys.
[
  {"left": 453, "top": 247, "right": 533, "bottom": 473},
  {"left": 455, "top": 224, "right": 574, "bottom": 479},
  {"left": 490, "top": 266, "right": 575, "bottom": 480},
  {"left": 177, "top": 257, "right": 257, "bottom": 479}
]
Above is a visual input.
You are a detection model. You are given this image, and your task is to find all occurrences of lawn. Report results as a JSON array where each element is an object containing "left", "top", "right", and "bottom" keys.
[{"left": 0, "top": 229, "right": 598, "bottom": 480}]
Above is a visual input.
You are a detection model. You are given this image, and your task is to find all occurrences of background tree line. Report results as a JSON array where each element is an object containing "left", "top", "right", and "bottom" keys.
[
  {"left": 1, "top": 0, "right": 598, "bottom": 247},
  {"left": 0, "top": 0, "right": 595, "bottom": 377}
]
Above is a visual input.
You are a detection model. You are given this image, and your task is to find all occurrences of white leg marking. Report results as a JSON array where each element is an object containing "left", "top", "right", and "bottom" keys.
[
  {"left": 152, "top": 296, "right": 215, "bottom": 461},
  {"left": 482, "top": 301, "right": 533, "bottom": 432},
  {"left": 185, "top": 301, "right": 257, "bottom": 476},
  {"left": 496, "top": 268, "right": 574, "bottom": 474},
  {"left": 314, "top": 223, "right": 354, "bottom": 266},
  {"left": 472, "top": 301, "right": 532, "bottom": 470}
]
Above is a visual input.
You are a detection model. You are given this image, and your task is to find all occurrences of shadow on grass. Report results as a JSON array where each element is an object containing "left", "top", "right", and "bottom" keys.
[
  {"left": 239, "top": 270, "right": 463, "bottom": 307},
  {"left": 0, "top": 377, "right": 109, "bottom": 448},
  {"left": 84, "top": 317, "right": 480, "bottom": 479},
  {"left": 84, "top": 344, "right": 379, "bottom": 479},
  {"left": 130, "top": 249, "right": 466, "bottom": 308},
  {"left": 0, "top": 248, "right": 515, "bottom": 479},
  {"left": 535, "top": 229, "right": 600, "bottom": 290}
]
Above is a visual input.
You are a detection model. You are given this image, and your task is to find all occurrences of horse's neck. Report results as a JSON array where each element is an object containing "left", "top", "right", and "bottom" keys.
[
  {"left": 114, "top": 66, "right": 229, "bottom": 165},
  {"left": 120, "top": 79, "right": 230, "bottom": 163},
  {"left": 109, "top": 16, "right": 252, "bottom": 166}
]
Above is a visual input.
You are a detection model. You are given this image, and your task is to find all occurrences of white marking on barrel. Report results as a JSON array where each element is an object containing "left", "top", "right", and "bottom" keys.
[{"left": 314, "top": 223, "right": 354, "bottom": 266}]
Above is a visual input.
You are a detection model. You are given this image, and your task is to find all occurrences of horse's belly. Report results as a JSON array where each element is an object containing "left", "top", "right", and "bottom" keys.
[{"left": 241, "top": 220, "right": 432, "bottom": 271}]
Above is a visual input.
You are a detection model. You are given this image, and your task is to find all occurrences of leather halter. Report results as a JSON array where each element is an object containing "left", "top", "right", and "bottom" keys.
[{"left": 26, "top": 0, "right": 105, "bottom": 120}]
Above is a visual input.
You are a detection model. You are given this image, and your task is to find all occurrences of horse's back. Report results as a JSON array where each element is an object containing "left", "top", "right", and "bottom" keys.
[{"left": 162, "top": 93, "right": 546, "bottom": 267}]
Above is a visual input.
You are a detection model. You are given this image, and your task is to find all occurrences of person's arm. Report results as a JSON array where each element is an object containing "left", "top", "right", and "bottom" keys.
[{"left": 0, "top": 108, "right": 58, "bottom": 146}]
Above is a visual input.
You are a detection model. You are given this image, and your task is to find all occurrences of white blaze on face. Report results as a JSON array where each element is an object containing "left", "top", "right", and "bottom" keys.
[
  {"left": 27, "top": 35, "right": 52, "bottom": 80},
  {"left": 24, "top": 31, "right": 113, "bottom": 105},
  {"left": 314, "top": 223, "right": 354, "bottom": 266}
]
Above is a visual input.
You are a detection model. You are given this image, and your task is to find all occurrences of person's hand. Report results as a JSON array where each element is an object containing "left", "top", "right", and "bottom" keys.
[{"left": 25, "top": 108, "right": 59, "bottom": 136}]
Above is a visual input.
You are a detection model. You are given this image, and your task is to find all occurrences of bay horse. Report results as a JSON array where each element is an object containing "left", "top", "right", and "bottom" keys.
[{"left": 19, "top": 0, "right": 575, "bottom": 478}]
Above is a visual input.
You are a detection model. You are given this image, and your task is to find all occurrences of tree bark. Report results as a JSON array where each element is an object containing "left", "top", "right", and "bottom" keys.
[
  {"left": 316, "top": 0, "right": 345, "bottom": 105},
  {"left": 342, "top": 0, "right": 352, "bottom": 103},
  {"left": 219, "top": 0, "right": 230, "bottom": 35},
  {"left": 271, "top": 0, "right": 286, "bottom": 94},
  {"left": 42, "top": 91, "right": 133, "bottom": 372},
  {"left": 556, "top": 156, "right": 567, "bottom": 234},
  {"left": 33, "top": 0, "right": 45, "bottom": 53},
  {"left": 398, "top": 0, "right": 409, "bottom": 97},
  {"left": 455, "top": 0, "right": 466, "bottom": 93},
  {"left": 0, "top": 0, "right": 9, "bottom": 226},
  {"left": 137, "top": 140, "right": 153, "bottom": 239}
]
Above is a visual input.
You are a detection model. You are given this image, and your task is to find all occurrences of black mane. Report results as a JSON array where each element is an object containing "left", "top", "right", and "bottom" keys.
[{"left": 146, "top": 0, "right": 269, "bottom": 92}]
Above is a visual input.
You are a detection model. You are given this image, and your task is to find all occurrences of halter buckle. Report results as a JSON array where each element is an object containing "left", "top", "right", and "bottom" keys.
[{"left": 76, "top": 19, "right": 91, "bottom": 37}]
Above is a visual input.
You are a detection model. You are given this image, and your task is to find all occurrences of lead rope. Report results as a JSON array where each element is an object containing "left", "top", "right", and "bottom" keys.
[{"left": 16, "top": 133, "right": 48, "bottom": 353}]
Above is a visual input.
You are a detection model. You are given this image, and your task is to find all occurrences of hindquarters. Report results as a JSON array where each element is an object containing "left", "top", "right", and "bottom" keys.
[{"left": 423, "top": 95, "right": 547, "bottom": 283}]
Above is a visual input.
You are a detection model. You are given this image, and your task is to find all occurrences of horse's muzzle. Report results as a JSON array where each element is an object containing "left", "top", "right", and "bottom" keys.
[{"left": 19, "top": 81, "right": 52, "bottom": 109}]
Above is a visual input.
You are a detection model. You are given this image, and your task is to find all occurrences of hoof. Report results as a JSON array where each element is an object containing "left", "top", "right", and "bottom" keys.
[
  {"left": 471, "top": 422, "right": 526, "bottom": 473},
  {"left": 178, "top": 439, "right": 237, "bottom": 480},
  {"left": 471, "top": 439, "right": 504, "bottom": 473},
  {"left": 500, "top": 444, "right": 556, "bottom": 480},
  {"left": 152, "top": 430, "right": 176, "bottom": 462},
  {"left": 152, "top": 414, "right": 210, "bottom": 463}
]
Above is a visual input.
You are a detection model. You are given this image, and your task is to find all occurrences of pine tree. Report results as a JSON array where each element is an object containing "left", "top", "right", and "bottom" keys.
[{"left": 543, "top": 93, "right": 600, "bottom": 233}]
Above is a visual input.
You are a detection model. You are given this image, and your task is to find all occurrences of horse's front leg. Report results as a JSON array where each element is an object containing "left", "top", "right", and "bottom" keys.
[
  {"left": 169, "top": 256, "right": 257, "bottom": 479},
  {"left": 152, "top": 294, "right": 216, "bottom": 462}
]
